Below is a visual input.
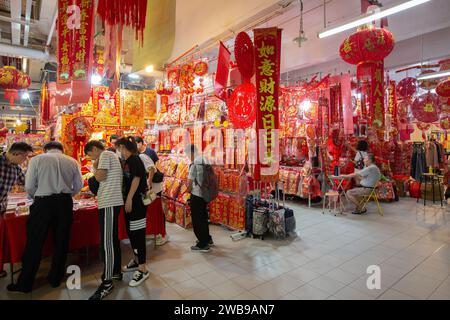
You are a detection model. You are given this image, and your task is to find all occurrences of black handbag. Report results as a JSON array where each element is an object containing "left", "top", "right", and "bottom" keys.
[
  {"left": 152, "top": 169, "right": 164, "bottom": 183},
  {"left": 88, "top": 176, "right": 100, "bottom": 195}
]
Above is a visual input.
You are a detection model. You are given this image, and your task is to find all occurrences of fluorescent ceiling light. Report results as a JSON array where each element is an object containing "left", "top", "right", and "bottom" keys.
[
  {"left": 145, "top": 65, "right": 154, "bottom": 73},
  {"left": 318, "top": 0, "right": 432, "bottom": 38},
  {"left": 417, "top": 70, "right": 450, "bottom": 80},
  {"left": 91, "top": 74, "right": 102, "bottom": 85},
  {"left": 128, "top": 73, "right": 140, "bottom": 79},
  {"left": 21, "top": 92, "right": 30, "bottom": 100}
]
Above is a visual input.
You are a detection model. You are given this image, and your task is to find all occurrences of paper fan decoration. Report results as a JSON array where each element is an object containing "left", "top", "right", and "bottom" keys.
[
  {"left": 411, "top": 93, "right": 440, "bottom": 123},
  {"left": 396, "top": 77, "right": 417, "bottom": 99},
  {"left": 227, "top": 83, "right": 257, "bottom": 129},
  {"left": 234, "top": 32, "right": 255, "bottom": 82}
]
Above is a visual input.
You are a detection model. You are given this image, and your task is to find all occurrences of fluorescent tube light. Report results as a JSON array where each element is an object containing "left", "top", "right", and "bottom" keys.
[{"left": 417, "top": 70, "right": 450, "bottom": 81}]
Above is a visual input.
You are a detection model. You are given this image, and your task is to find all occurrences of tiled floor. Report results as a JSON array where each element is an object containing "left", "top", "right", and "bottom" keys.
[{"left": 1, "top": 198, "right": 450, "bottom": 300}]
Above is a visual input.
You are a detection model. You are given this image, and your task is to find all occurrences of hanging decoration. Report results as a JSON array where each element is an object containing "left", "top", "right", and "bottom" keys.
[
  {"left": 40, "top": 81, "right": 50, "bottom": 125},
  {"left": 156, "top": 81, "right": 173, "bottom": 114},
  {"left": 436, "top": 79, "right": 450, "bottom": 105},
  {"left": 143, "top": 90, "right": 157, "bottom": 120},
  {"left": 120, "top": 90, "right": 145, "bottom": 127},
  {"left": 396, "top": 77, "right": 417, "bottom": 99},
  {"left": 92, "top": 86, "right": 121, "bottom": 126},
  {"left": 387, "top": 80, "right": 398, "bottom": 128},
  {"left": 235, "top": 32, "right": 255, "bottom": 82},
  {"left": 65, "top": 116, "right": 93, "bottom": 159},
  {"left": 339, "top": 26, "right": 395, "bottom": 128},
  {"left": 411, "top": 92, "right": 441, "bottom": 123},
  {"left": 214, "top": 41, "right": 231, "bottom": 101},
  {"left": 254, "top": 27, "right": 282, "bottom": 182},
  {"left": 227, "top": 83, "right": 257, "bottom": 129},
  {"left": 194, "top": 61, "right": 208, "bottom": 77},
  {"left": 167, "top": 68, "right": 180, "bottom": 86},
  {"left": 417, "top": 70, "right": 439, "bottom": 90},
  {"left": 0, "top": 66, "right": 31, "bottom": 105}
]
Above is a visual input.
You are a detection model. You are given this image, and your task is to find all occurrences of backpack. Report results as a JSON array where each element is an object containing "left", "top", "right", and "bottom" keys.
[
  {"left": 355, "top": 151, "right": 364, "bottom": 170},
  {"left": 195, "top": 163, "right": 219, "bottom": 203}
]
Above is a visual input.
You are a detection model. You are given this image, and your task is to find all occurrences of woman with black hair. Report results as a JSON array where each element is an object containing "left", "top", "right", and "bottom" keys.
[
  {"left": 354, "top": 140, "right": 369, "bottom": 171},
  {"left": 116, "top": 136, "right": 149, "bottom": 287}
]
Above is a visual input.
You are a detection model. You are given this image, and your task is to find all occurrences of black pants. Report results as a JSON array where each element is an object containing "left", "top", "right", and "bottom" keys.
[
  {"left": 190, "top": 195, "right": 211, "bottom": 248},
  {"left": 16, "top": 193, "right": 73, "bottom": 291},
  {"left": 124, "top": 196, "right": 147, "bottom": 265},
  {"left": 99, "top": 206, "right": 122, "bottom": 282}
]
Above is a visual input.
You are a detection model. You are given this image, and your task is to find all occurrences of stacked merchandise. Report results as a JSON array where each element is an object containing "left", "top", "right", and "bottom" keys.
[{"left": 279, "top": 167, "right": 321, "bottom": 201}]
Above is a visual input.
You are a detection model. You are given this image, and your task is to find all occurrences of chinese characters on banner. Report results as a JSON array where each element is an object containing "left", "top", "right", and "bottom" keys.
[
  {"left": 92, "top": 86, "right": 121, "bottom": 126},
  {"left": 120, "top": 90, "right": 145, "bottom": 127},
  {"left": 370, "top": 61, "right": 385, "bottom": 128},
  {"left": 143, "top": 90, "right": 157, "bottom": 120},
  {"left": 388, "top": 80, "right": 398, "bottom": 127},
  {"left": 254, "top": 28, "right": 282, "bottom": 183},
  {"left": 57, "top": 0, "right": 72, "bottom": 84}
]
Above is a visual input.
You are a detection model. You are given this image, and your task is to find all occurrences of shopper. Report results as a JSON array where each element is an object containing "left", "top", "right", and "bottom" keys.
[
  {"left": 187, "top": 144, "right": 213, "bottom": 252},
  {"left": 135, "top": 136, "right": 159, "bottom": 164},
  {"left": 107, "top": 135, "right": 119, "bottom": 152},
  {"left": 7, "top": 142, "right": 82, "bottom": 293},
  {"left": 84, "top": 140, "right": 124, "bottom": 300},
  {"left": 0, "top": 142, "right": 33, "bottom": 278},
  {"left": 336, "top": 153, "right": 381, "bottom": 215},
  {"left": 116, "top": 137, "right": 150, "bottom": 287},
  {"left": 138, "top": 152, "right": 167, "bottom": 246}
]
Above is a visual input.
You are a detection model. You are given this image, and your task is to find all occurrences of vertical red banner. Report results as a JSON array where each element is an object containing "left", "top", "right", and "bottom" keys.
[
  {"left": 341, "top": 73, "right": 354, "bottom": 135},
  {"left": 388, "top": 80, "right": 398, "bottom": 127},
  {"left": 370, "top": 61, "right": 385, "bottom": 128},
  {"left": 254, "top": 27, "right": 282, "bottom": 183},
  {"left": 57, "top": 0, "right": 72, "bottom": 84},
  {"left": 215, "top": 42, "right": 231, "bottom": 101}
]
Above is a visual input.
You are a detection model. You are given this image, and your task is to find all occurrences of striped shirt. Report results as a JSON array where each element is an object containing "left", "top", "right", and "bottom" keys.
[{"left": 97, "top": 151, "right": 124, "bottom": 209}]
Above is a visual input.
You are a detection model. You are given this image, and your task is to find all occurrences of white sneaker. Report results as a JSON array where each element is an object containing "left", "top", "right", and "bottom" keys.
[
  {"left": 155, "top": 234, "right": 168, "bottom": 246},
  {"left": 129, "top": 270, "right": 149, "bottom": 287}
]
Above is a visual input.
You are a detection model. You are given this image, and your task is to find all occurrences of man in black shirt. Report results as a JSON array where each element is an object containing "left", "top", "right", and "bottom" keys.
[{"left": 135, "top": 136, "right": 159, "bottom": 164}]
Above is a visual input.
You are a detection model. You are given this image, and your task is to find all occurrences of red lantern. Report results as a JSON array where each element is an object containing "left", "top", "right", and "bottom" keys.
[
  {"left": 436, "top": 79, "right": 450, "bottom": 105},
  {"left": 227, "top": 83, "right": 257, "bottom": 129},
  {"left": 396, "top": 77, "right": 417, "bottom": 99},
  {"left": 194, "top": 61, "right": 208, "bottom": 77},
  {"left": 0, "top": 66, "right": 31, "bottom": 105},
  {"left": 339, "top": 27, "right": 395, "bottom": 66},
  {"left": 235, "top": 32, "right": 255, "bottom": 82},
  {"left": 412, "top": 93, "right": 441, "bottom": 123}
]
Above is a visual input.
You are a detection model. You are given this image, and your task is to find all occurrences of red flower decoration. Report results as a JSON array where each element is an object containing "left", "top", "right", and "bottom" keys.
[
  {"left": 227, "top": 83, "right": 256, "bottom": 129},
  {"left": 412, "top": 93, "right": 441, "bottom": 123}
]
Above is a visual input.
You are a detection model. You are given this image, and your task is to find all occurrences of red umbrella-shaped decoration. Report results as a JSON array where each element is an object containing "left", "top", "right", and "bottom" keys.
[
  {"left": 0, "top": 66, "right": 31, "bottom": 105},
  {"left": 396, "top": 77, "right": 417, "bottom": 99},
  {"left": 411, "top": 93, "right": 441, "bottom": 123},
  {"left": 227, "top": 83, "right": 257, "bottom": 129},
  {"left": 436, "top": 79, "right": 450, "bottom": 105},
  {"left": 234, "top": 32, "right": 255, "bottom": 82}
]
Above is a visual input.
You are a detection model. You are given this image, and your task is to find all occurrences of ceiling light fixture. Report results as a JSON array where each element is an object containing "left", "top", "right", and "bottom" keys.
[
  {"left": 318, "top": 0, "right": 432, "bottom": 39},
  {"left": 417, "top": 70, "right": 450, "bottom": 81},
  {"left": 21, "top": 92, "right": 30, "bottom": 100},
  {"left": 145, "top": 65, "right": 154, "bottom": 73},
  {"left": 128, "top": 73, "right": 141, "bottom": 79},
  {"left": 91, "top": 74, "right": 102, "bottom": 85}
]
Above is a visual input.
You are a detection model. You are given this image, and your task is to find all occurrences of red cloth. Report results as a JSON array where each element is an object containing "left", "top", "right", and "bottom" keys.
[{"left": 1, "top": 199, "right": 166, "bottom": 265}]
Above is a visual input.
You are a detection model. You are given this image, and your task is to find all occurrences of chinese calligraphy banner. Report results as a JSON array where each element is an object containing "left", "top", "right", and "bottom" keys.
[
  {"left": 341, "top": 73, "right": 354, "bottom": 135},
  {"left": 92, "top": 86, "right": 121, "bottom": 126},
  {"left": 57, "top": 0, "right": 72, "bottom": 84},
  {"left": 254, "top": 27, "right": 282, "bottom": 183},
  {"left": 121, "top": 90, "right": 145, "bottom": 127},
  {"left": 388, "top": 80, "right": 398, "bottom": 127},
  {"left": 370, "top": 61, "right": 385, "bottom": 128},
  {"left": 144, "top": 90, "right": 157, "bottom": 120}
]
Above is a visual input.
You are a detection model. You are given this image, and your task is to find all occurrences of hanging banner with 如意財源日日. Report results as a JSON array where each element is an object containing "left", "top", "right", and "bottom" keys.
[
  {"left": 92, "top": 86, "right": 120, "bottom": 126},
  {"left": 143, "top": 90, "right": 157, "bottom": 120},
  {"left": 120, "top": 90, "right": 145, "bottom": 127},
  {"left": 254, "top": 27, "right": 282, "bottom": 183},
  {"left": 370, "top": 61, "right": 385, "bottom": 128}
]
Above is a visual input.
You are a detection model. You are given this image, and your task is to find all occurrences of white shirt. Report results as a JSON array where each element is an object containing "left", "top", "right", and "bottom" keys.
[
  {"left": 188, "top": 156, "right": 209, "bottom": 198},
  {"left": 97, "top": 151, "right": 124, "bottom": 209},
  {"left": 139, "top": 153, "right": 162, "bottom": 194},
  {"left": 25, "top": 149, "right": 83, "bottom": 198}
]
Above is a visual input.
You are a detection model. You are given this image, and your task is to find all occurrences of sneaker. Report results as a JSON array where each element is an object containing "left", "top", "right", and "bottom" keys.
[
  {"left": 6, "top": 284, "right": 31, "bottom": 294},
  {"left": 88, "top": 282, "right": 114, "bottom": 300},
  {"left": 123, "top": 259, "right": 139, "bottom": 273},
  {"left": 129, "top": 270, "right": 149, "bottom": 287},
  {"left": 196, "top": 239, "right": 214, "bottom": 247},
  {"left": 352, "top": 209, "right": 367, "bottom": 215},
  {"left": 102, "top": 273, "right": 123, "bottom": 282},
  {"left": 156, "top": 234, "right": 168, "bottom": 246},
  {"left": 191, "top": 244, "right": 210, "bottom": 252}
]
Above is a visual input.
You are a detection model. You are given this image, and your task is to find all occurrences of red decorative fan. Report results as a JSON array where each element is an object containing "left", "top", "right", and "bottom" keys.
[
  {"left": 227, "top": 83, "right": 256, "bottom": 129},
  {"left": 194, "top": 61, "right": 208, "bottom": 76},
  {"left": 396, "top": 77, "right": 417, "bottom": 99},
  {"left": 234, "top": 32, "right": 255, "bottom": 82},
  {"left": 412, "top": 93, "right": 441, "bottom": 123}
]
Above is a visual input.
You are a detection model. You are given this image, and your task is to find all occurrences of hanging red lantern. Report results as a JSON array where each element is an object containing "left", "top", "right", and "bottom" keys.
[
  {"left": 194, "top": 61, "right": 208, "bottom": 77},
  {"left": 412, "top": 93, "right": 441, "bottom": 123},
  {"left": 0, "top": 66, "right": 31, "bottom": 105},
  {"left": 235, "top": 32, "right": 255, "bottom": 82},
  {"left": 396, "top": 77, "right": 417, "bottom": 99},
  {"left": 227, "top": 83, "right": 257, "bottom": 129},
  {"left": 436, "top": 78, "right": 450, "bottom": 105}
]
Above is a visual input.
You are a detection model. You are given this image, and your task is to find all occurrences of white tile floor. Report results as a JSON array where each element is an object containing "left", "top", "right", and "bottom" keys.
[{"left": 1, "top": 197, "right": 450, "bottom": 300}]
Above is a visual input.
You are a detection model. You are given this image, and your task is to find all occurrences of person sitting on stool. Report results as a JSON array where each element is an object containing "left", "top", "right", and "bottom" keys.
[{"left": 336, "top": 153, "right": 381, "bottom": 215}]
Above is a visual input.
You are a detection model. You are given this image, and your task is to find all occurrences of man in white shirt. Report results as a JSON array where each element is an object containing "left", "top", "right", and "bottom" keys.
[
  {"left": 336, "top": 153, "right": 381, "bottom": 215},
  {"left": 84, "top": 140, "right": 124, "bottom": 300},
  {"left": 8, "top": 142, "right": 82, "bottom": 293}
]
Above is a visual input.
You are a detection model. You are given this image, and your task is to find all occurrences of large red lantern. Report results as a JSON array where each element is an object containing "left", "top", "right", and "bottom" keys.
[
  {"left": 227, "top": 83, "right": 257, "bottom": 129},
  {"left": 436, "top": 79, "right": 450, "bottom": 105},
  {"left": 412, "top": 93, "right": 440, "bottom": 123},
  {"left": 0, "top": 66, "right": 31, "bottom": 105},
  {"left": 235, "top": 32, "right": 255, "bottom": 82},
  {"left": 396, "top": 77, "right": 417, "bottom": 99}
]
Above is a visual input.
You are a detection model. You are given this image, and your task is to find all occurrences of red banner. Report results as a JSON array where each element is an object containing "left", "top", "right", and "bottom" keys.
[
  {"left": 370, "top": 61, "right": 385, "bottom": 128},
  {"left": 57, "top": 0, "right": 72, "bottom": 84},
  {"left": 254, "top": 27, "right": 282, "bottom": 183},
  {"left": 92, "top": 86, "right": 121, "bottom": 126},
  {"left": 388, "top": 80, "right": 398, "bottom": 127},
  {"left": 214, "top": 42, "right": 231, "bottom": 101}
]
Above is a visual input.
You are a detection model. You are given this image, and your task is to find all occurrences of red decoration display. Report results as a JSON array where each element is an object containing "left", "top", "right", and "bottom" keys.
[
  {"left": 194, "top": 61, "right": 208, "bottom": 77},
  {"left": 411, "top": 93, "right": 441, "bottom": 123},
  {"left": 235, "top": 32, "right": 255, "bottom": 82},
  {"left": 418, "top": 70, "right": 439, "bottom": 90},
  {"left": 0, "top": 66, "right": 31, "bottom": 105},
  {"left": 227, "top": 83, "right": 257, "bottom": 129},
  {"left": 436, "top": 79, "right": 450, "bottom": 105},
  {"left": 396, "top": 77, "right": 417, "bottom": 99},
  {"left": 215, "top": 42, "right": 231, "bottom": 101}
]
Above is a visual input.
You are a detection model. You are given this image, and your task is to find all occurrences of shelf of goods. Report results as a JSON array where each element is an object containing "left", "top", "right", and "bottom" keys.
[
  {"left": 156, "top": 154, "right": 248, "bottom": 231},
  {"left": 279, "top": 166, "right": 321, "bottom": 203}
]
